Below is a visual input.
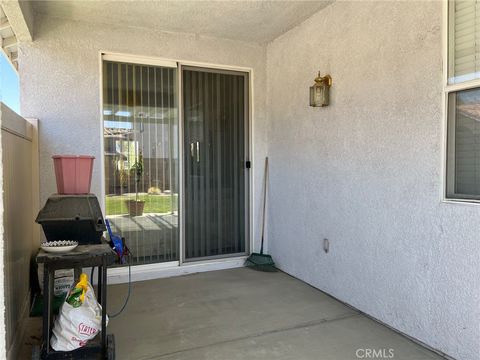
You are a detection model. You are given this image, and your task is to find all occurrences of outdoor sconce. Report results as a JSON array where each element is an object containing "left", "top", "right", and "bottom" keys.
[{"left": 309, "top": 72, "right": 332, "bottom": 107}]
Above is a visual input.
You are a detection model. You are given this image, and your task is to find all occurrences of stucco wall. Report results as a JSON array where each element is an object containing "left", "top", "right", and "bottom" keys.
[
  {"left": 19, "top": 14, "right": 267, "bottom": 249},
  {"left": 266, "top": 2, "right": 478, "bottom": 359}
]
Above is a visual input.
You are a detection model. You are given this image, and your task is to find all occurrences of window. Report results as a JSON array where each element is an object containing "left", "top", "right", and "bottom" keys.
[{"left": 446, "top": 1, "right": 480, "bottom": 200}]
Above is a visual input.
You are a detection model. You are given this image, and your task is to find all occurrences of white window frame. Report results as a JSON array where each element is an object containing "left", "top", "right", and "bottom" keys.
[{"left": 443, "top": 0, "right": 480, "bottom": 203}]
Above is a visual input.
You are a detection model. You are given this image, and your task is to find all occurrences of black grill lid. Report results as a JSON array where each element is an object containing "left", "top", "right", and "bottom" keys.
[{"left": 36, "top": 194, "right": 106, "bottom": 233}]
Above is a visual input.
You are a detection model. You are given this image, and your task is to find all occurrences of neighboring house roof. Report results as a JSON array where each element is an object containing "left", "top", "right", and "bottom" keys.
[
  {"left": 457, "top": 104, "right": 480, "bottom": 123},
  {"left": 104, "top": 127, "right": 134, "bottom": 138}
]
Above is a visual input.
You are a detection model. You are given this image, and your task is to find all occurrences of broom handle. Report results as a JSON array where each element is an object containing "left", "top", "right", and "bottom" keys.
[{"left": 260, "top": 157, "right": 268, "bottom": 254}]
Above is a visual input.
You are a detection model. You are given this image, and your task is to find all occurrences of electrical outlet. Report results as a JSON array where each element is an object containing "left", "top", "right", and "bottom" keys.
[{"left": 323, "top": 238, "right": 329, "bottom": 253}]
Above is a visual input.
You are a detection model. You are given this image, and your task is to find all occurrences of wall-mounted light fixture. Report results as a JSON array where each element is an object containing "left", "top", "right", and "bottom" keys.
[{"left": 309, "top": 72, "right": 332, "bottom": 107}]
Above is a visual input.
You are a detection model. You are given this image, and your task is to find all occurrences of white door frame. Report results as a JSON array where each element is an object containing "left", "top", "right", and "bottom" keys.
[{"left": 98, "top": 51, "right": 254, "bottom": 283}]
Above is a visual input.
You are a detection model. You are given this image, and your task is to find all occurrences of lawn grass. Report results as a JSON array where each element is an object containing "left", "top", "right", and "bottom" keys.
[{"left": 106, "top": 194, "right": 177, "bottom": 215}]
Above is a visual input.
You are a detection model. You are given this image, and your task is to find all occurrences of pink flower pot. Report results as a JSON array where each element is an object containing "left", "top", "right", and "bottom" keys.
[{"left": 53, "top": 155, "right": 95, "bottom": 194}]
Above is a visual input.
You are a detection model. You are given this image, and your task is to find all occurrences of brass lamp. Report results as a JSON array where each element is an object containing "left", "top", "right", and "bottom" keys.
[{"left": 309, "top": 72, "right": 332, "bottom": 107}]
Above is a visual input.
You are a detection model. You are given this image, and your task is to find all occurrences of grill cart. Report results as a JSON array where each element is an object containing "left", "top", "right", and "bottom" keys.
[
  {"left": 33, "top": 244, "right": 116, "bottom": 360},
  {"left": 33, "top": 194, "right": 116, "bottom": 359}
]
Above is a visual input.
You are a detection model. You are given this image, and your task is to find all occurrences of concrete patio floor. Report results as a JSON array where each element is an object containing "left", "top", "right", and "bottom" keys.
[
  {"left": 21, "top": 268, "right": 445, "bottom": 360},
  {"left": 106, "top": 268, "right": 443, "bottom": 360}
]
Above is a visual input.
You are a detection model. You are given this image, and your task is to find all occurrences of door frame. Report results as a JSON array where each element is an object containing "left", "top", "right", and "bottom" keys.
[{"left": 98, "top": 51, "right": 254, "bottom": 270}]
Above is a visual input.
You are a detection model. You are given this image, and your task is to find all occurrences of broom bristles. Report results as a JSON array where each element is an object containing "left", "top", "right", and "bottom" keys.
[{"left": 245, "top": 253, "right": 277, "bottom": 272}]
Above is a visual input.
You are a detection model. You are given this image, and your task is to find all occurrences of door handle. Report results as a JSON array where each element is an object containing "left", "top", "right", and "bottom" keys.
[
  {"left": 190, "top": 142, "right": 194, "bottom": 158},
  {"left": 196, "top": 141, "right": 200, "bottom": 163}
]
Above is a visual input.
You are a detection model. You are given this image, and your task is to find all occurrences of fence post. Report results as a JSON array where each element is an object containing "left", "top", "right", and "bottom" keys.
[{"left": 26, "top": 118, "right": 40, "bottom": 246}]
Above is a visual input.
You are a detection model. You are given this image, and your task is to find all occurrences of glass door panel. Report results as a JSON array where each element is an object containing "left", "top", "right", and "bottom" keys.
[
  {"left": 183, "top": 67, "right": 249, "bottom": 260},
  {"left": 103, "top": 60, "right": 179, "bottom": 265}
]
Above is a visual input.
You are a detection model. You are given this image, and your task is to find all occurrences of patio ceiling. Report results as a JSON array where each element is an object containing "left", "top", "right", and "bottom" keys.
[
  {"left": 0, "top": 6, "right": 17, "bottom": 70},
  {"left": 32, "top": 0, "right": 332, "bottom": 44},
  {"left": 0, "top": 0, "right": 33, "bottom": 70}
]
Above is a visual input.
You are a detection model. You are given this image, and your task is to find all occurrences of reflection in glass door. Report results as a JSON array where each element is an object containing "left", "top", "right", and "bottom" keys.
[
  {"left": 102, "top": 60, "right": 179, "bottom": 265},
  {"left": 183, "top": 67, "right": 249, "bottom": 260}
]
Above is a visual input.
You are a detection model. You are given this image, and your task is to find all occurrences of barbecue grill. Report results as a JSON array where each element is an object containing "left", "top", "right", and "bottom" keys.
[{"left": 36, "top": 194, "right": 106, "bottom": 244}]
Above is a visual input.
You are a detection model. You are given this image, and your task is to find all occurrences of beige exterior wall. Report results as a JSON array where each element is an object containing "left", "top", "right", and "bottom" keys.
[{"left": 266, "top": 2, "right": 477, "bottom": 359}]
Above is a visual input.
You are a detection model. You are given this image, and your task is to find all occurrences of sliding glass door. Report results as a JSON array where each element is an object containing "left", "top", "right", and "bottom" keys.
[
  {"left": 102, "top": 60, "right": 179, "bottom": 265},
  {"left": 102, "top": 58, "right": 249, "bottom": 266},
  {"left": 183, "top": 67, "right": 249, "bottom": 260}
]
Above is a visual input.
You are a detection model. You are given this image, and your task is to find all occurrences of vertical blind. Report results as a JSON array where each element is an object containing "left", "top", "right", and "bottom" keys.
[
  {"left": 450, "top": 0, "right": 480, "bottom": 83},
  {"left": 183, "top": 69, "right": 248, "bottom": 259},
  {"left": 103, "top": 60, "right": 179, "bottom": 265}
]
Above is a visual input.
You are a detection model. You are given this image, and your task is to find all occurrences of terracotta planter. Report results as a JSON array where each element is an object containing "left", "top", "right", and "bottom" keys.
[{"left": 125, "top": 200, "right": 145, "bottom": 217}]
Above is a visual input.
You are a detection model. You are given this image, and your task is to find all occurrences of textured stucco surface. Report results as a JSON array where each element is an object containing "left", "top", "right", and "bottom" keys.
[
  {"left": 32, "top": 0, "right": 331, "bottom": 44},
  {"left": 19, "top": 14, "right": 267, "bottom": 248},
  {"left": 266, "top": 2, "right": 478, "bottom": 359}
]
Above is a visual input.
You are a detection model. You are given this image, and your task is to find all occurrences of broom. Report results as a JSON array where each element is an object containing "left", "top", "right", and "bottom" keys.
[{"left": 245, "top": 157, "right": 276, "bottom": 272}]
